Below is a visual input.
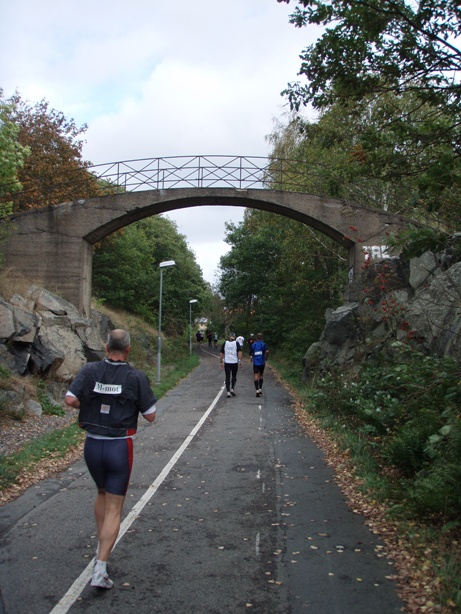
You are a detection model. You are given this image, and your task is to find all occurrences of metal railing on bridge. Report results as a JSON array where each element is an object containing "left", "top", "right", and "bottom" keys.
[
  {"left": 1, "top": 155, "right": 317, "bottom": 211},
  {"left": 88, "top": 155, "right": 308, "bottom": 191}
]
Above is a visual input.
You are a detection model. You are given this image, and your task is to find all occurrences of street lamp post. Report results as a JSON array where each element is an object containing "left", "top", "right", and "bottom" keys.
[
  {"left": 157, "top": 260, "right": 175, "bottom": 384},
  {"left": 189, "top": 299, "right": 198, "bottom": 355}
]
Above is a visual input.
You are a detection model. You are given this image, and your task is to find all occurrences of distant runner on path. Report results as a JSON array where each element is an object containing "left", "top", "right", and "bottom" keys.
[
  {"left": 249, "top": 332, "right": 268, "bottom": 397},
  {"left": 220, "top": 332, "right": 242, "bottom": 398}
]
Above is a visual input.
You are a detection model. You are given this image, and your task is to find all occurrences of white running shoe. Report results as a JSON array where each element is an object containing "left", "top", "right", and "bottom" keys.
[
  {"left": 227, "top": 391, "right": 231, "bottom": 398},
  {"left": 231, "top": 389, "right": 236, "bottom": 396},
  {"left": 93, "top": 544, "right": 100, "bottom": 569},
  {"left": 91, "top": 570, "right": 114, "bottom": 589}
]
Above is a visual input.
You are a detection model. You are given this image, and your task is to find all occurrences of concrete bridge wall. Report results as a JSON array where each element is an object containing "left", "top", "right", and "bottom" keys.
[{"left": 2, "top": 188, "right": 409, "bottom": 316}]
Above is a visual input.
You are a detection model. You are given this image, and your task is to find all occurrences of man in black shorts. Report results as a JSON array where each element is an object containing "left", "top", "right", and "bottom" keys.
[{"left": 65, "top": 329, "right": 157, "bottom": 589}]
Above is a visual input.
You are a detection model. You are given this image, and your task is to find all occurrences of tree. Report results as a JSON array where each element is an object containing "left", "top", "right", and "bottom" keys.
[
  {"left": 2, "top": 92, "right": 101, "bottom": 211},
  {"left": 219, "top": 212, "right": 282, "bottom": 333},
  {"left": 267, "top": 97, "right": 461, "bottom": 225},
  {"left": 279, "top": 0, "right": 461, "bottom": 227},
  {"left": 93, "top": 216, "right": 212, "bottom": 334},
  {"left": 278, "top": 0, "right": 461, "bottom": 221},
  {"left": 0, "top": 92, "right": 32, "bottom": 264},
  {"left": 218, "top": 209, "right": 346, "bottom": 360},
  {"left": 279, "top": 0, "right": 461, "bottom": 111},
  {"left": 0, "top": 93, "right": 30, "bottom": 211}
]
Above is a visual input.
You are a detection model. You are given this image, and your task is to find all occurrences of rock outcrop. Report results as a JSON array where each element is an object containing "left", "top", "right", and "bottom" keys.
[
  {"left": 0, "top": 284, "right": 113, "bottom": 401},
  {"left": 0, "top": 284, "right": 113, "bottom": 417},
  {"left": 303, "top": 250, "right": 461, "bottom": 379}
]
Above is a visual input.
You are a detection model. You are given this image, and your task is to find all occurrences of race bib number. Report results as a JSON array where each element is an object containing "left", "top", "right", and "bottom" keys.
[{"left": 93, "top": 382, "right": 122, "bottom": 394}]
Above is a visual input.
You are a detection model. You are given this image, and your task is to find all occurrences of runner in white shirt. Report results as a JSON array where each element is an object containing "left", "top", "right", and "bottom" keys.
[{"left": 219, "top": 332, "right": 242, "bottom": 397}]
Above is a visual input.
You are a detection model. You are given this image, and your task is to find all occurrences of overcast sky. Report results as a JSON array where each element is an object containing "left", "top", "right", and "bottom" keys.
[{"left": 1, "top": 0, "right": 319, "bottom": 285}]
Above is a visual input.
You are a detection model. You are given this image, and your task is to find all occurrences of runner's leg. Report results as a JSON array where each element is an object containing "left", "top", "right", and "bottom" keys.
[
  {"left": 97, "top": 492, "right": 126, "bottom": 561},
  {"left": 224, "top": 363, "right": 231, "bottom": 391},
  {"left": 231, "top": 363, "right": 238, "bottom": 390}
]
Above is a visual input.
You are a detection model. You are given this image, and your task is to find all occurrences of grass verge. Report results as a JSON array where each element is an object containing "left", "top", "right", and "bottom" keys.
[{"left": 0, "top": 424, "right": 85, "bottom": 490}]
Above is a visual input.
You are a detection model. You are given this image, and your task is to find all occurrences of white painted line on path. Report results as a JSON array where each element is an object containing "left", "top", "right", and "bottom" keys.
[
  {"left": 50, "top": 385, "right": 226, "bottom": 614},
  {"left": 201, "top": 348, "right": 220, "bottom": 359}
]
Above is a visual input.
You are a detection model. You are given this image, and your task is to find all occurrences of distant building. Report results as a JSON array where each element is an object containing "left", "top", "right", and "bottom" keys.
[{"left": 196, "top": 317, "right": 208, "bottom": 333}]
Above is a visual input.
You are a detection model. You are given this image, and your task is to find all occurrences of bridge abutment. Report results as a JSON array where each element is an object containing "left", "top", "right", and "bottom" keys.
[{"left": 4, "top": 206, "right": 93, "bottom": 316}]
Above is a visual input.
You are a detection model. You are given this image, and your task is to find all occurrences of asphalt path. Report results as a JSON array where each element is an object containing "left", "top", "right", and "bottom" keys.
[{"left": 0, "top": 347, "right": 404, "bottom": 613}]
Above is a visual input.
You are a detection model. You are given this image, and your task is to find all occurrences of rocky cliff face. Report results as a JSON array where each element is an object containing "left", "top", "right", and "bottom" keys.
[
  {"left": 303, "top": 250, "right": 461, "bottom": 379},
  {"left": 0, "top": 285, "right": 112, "bottom": 416}
]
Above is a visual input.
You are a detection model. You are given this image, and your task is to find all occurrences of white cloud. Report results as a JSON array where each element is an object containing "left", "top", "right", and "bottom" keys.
[
  {"left": 164, "top": 205, "right": 246, "bottom": 286},
  {"left": 1, "top": 0, "right": 320, "bottom": 283}
]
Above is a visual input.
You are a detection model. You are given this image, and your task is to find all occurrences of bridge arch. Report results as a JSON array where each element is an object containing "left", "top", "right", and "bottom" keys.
[{"left": 3, "top": 186, "right": 409, "bottom": 316}]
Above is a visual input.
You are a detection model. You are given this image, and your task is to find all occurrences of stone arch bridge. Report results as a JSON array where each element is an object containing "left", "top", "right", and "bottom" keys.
[{"left": 3, "top": 156, "right": 410, "bottom": 316}]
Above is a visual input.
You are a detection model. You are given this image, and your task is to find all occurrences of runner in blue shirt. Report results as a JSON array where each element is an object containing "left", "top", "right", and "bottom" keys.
[{"left": 249, "top": 332, "right": 269, "bottom": 397}]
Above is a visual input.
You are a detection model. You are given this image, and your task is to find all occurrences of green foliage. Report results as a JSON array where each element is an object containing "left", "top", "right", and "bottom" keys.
[
  {"left": 36, "top": 380, "right": 65, "bottom": 416},
  {"left": 0, "top": 92, "right": 31, "bottom": 264},
  {"left": 153, "top": 350, "right": 199, "bottom": 400},
  {"left": 281, "top": 0, "right": 461, "bottom": 111},
  {"left": 304, "top": 345, "right": 461, "bottom": 520},
  {"left": 437, "top": 550, "right": 461, "bottom": 610},
  {"left": 0, "top": 365, "right": 11, "bottom": 379},
  {"left": 0, "top": 92, "right": 30, "bottom": 203},
  {"left": 278, "top": 0, "right": 461, "bottom": 224},
  {"left": 268, "top": 109, "right": 378, "bottom": 202},
  {"left": 382, "top": 411, "right": 444, "bottom": 475},
  {"left": 92, "top": 216, "right": 213, "bottom": 335},
  {"left": 267, "top": 99, "right": 461, "bottom": 225},
  {"left": 0, "top": 423, "right": 85, "bottom": 491},
  {"left": 409, "top": 462, "right": 461, "bottom": 517},
  {"left": 205, "top": 292, "right": 228, "bottom": 340},
  {"left": 386, "top": 225, "right": 451, "bottom": 261}
]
